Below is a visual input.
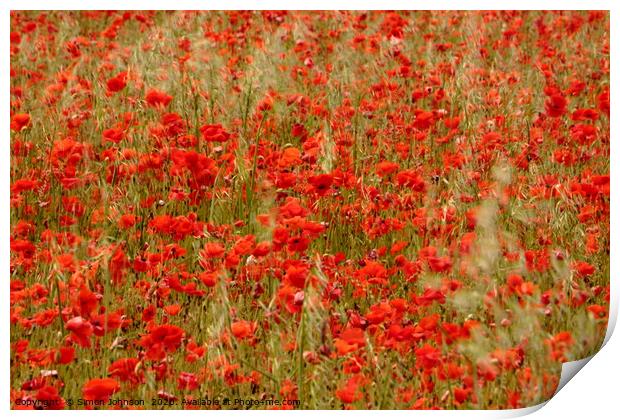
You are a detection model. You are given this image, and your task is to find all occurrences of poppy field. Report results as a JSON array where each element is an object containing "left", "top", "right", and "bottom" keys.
[{"left": 9, "top": 10, "right": 610, "bottom": 410}]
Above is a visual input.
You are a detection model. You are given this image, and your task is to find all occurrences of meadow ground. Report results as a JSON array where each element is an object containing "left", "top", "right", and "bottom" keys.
[{"left": 10, "top": 11, "right": 610, "bottom": 409}]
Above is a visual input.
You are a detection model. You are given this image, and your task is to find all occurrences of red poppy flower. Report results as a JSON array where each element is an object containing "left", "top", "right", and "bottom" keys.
[
  {"left": 278, "top": 147, "right": 302, "bottom": 167},
  {"left": 66, "top": 316, "right": 94, "bottom": 348},
  {"left": 308, "top": 173, "right": 333, "bottom": 196},
  {"left": 231, "top": 320, "right": 257, "bottom": 340},
  {"left": 587, "top": 304, "right": 607, "bottom": 319},
  {"left": 574, "top": 261, "right": 595, "bottom": 277},
  {"left": 544, "top": 94, "right": 567, "bottom": 118},
  {"left": 139, "top": 324, "right": 185, "bottom": 360},
  {"left": 335, "top": 376, "right": 363, "bottom": 404},
  {"left": 334, "top": 328, "right": 366, "bottom": 355},
  {"left": 396, "top": 169, "right": 426, "bottom": 192},
  {"left": 56, "top": 346, "right": 75, "bottom": 364},
  {"left": 199, "top": 124, "right": 231, "bottom": 142},
  {"left": 36, "top": 386, "right": 65, "bottom": 409},
  {"left": 415, "top": 344, "right": 442, "bottom": 371},
  {"left": 202, "top": 242, "right": 225, "bottom": 259},
  {"left": 102, "top": 127, "right": 125, "bottom": 143},
  {"left": 108, "top": 358, "right": 143, "bottom": 385},
  {"left": 145, "top": 89, "right": 173, "bottom": 108},
  {"left": 106, "top": 72, "right": 127, "bottom": 93},
  {"left": 11, "top": 113, "right": 31, "bottom": 131},
  {"left": 178, "top": 372, "right": 199, "bottom": 390},
  {"left": 82, "top": 378, "right": 120, "bottom": 401}
]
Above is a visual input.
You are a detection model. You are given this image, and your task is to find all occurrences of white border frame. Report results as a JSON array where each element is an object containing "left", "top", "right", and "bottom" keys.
[{"left": 3, "top": 2, "right": 617, "bottom": 419}]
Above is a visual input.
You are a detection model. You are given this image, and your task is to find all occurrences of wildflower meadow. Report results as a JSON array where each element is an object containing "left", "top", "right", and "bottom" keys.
[{"left": 9, "top": 10, "right": 610, "bottom": 410}]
